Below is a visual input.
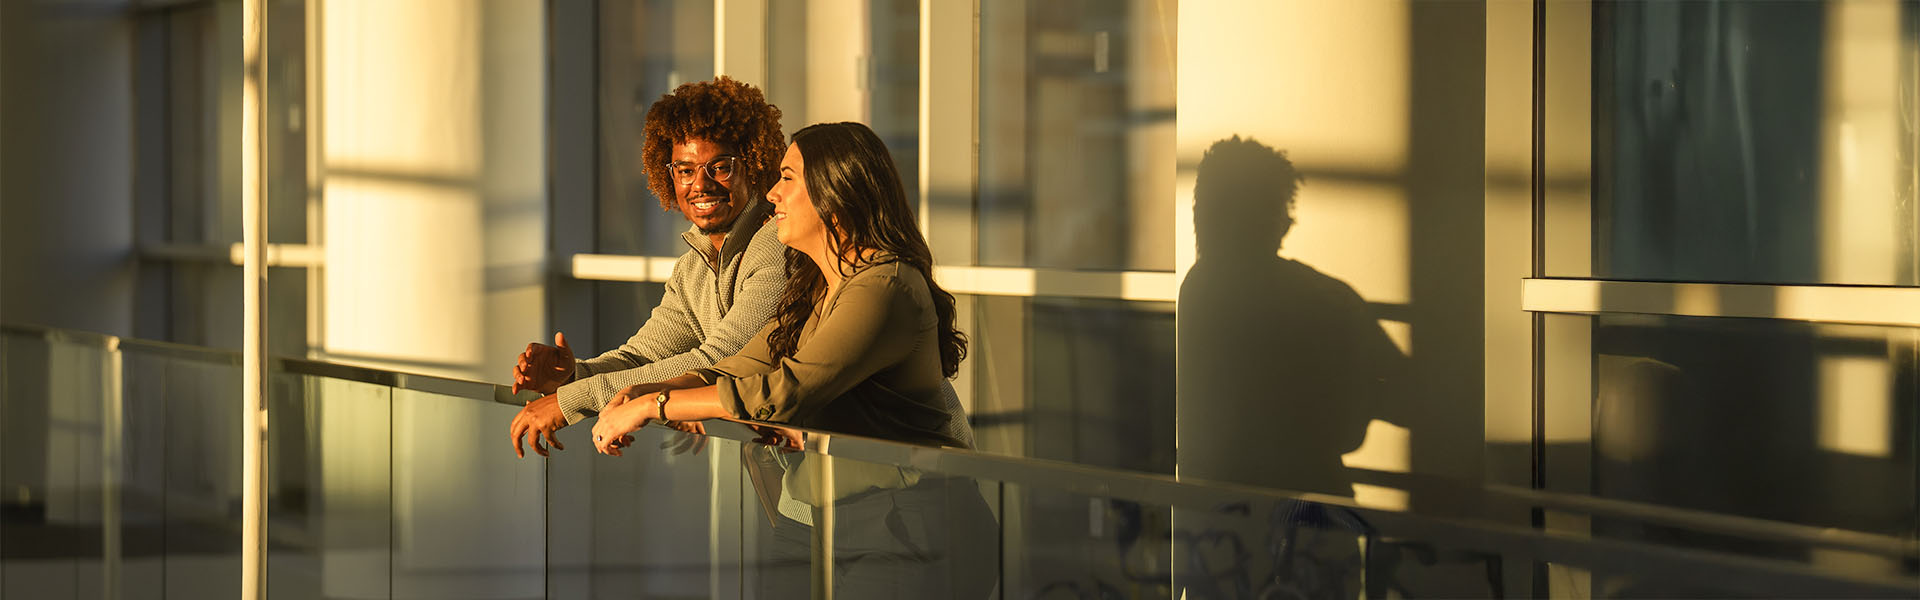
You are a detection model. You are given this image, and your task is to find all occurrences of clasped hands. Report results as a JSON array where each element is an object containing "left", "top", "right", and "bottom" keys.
[
  {"left": 591, "top": 383, "right": 706, "bottom": 457},
  {"left": 588, "top": 383, "right": 803, "bottom": 457},
  {"left": 507, "top": 332, "right": 704, "bottom": 458},
  {"left": 507, "top": 331, "right": 798, "bottom": 458}
]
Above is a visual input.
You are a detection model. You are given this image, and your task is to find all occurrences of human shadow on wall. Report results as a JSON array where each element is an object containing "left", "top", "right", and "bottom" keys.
[{"left": 1176, "top": 136, "right": 1408, "bottom": 498}]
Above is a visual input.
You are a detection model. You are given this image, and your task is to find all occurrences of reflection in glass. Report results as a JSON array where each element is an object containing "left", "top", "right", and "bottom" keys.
[
  {"left": 1, "top": 336, "right": 113, "bottom": 598},
  {"left": 566, "top": 413, "right": 717, "bottom": 597},
  {"left": 969, "top": 295, "right": 1174, "bottom": 473},
  {"left": 762, "top": 0, "right": 921, "bottom": 211},
  {"left": 269, "top": 375, "right": 391, "bottom": 600},
  {"left": 1585, "top": 314, "right": 1917, "bottom": 576},
  {"left": 978, "top": 0, "right": 1177, "bottom": 271},
  {"left": 116, "top": 349, "right": 173, "bottom": 599},
  {"left": 596, "top": 0, "right": 715, "bottom": 260},
  {"left": 389, "top": 390, "right": 543, "bottom": 598},
  {"left": 1593, "top": 0, "right": 1919, "bottom": 285},
  {"left": 750, "top": 442, "right": 997, "bottom": 599}
]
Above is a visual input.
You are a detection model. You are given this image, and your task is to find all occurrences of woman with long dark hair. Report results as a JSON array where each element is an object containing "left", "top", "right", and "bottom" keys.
[{"left": 587, "top": 122, "right": 993, "bottom": 598}]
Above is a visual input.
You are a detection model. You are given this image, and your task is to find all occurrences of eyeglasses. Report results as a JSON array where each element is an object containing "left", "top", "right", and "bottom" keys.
[{"left": 667, "top": 156, "right": 742, "bottom": 186}]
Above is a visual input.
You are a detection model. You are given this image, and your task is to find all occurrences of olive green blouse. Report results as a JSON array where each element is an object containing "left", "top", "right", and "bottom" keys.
[{"left": 690, "top": 258, "right": 971, "bottom": 449}]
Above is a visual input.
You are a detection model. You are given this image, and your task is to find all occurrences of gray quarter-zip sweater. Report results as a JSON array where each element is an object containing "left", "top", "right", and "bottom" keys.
[{"left": 555, "top": 199, "right": 787, "bottom": 424}]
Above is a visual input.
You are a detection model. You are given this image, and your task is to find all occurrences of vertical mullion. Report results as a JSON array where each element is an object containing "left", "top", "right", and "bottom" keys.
[
  {"left": 1528, "top": 1, "right": 1550, "bottom": 597},
  {"left": 239, "top": 0, "right": 270, "bottom": 597}
]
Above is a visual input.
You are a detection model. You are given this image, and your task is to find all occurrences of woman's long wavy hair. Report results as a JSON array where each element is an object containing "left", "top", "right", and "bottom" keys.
[{"left": 766, "top": 122, "right": 967, "bottom": 377}]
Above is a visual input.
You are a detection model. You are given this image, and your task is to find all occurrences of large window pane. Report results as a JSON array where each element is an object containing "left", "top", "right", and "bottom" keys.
[
  {"left": 597, "top": 0, "right": 716, "bottom": 259},
  {"left": 978, "top": 0, "right": 1176, "bottom": 271},
  {"left": 969, "top": 295, "right": 1174, "bottom": 474},
  {"left": 1579, "top": 314, "right": 1917, "bottom": 548},
  {"left": 763, "top": 0, "right": 921, "bottom": 206},
  {"left": 1590, "top": 0, "right": 1920, "bottom": 285}
]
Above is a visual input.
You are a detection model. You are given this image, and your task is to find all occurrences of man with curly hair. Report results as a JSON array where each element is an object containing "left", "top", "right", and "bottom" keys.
[{"left": 509, "top": 76, "right": 789, "bottom": 457}]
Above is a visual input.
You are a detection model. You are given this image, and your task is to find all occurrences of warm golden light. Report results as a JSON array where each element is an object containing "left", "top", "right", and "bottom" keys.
[
  {"left": 1176, "top": 0, "right": 1411, "bottom": 287},
  {"left": 1818, "top": 0, "right": 1904, "bottom": 285},
  {"left": 1817, "top": 353, "right": 1893, "bottom": 458}
]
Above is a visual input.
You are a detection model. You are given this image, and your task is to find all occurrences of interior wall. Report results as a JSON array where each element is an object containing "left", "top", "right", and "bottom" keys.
[
  {"left": 0, "top": 4, "right": 137, "bottom": 336},
  {"left": 316, "top": 0, "right": 545, "bottom": 383},
  {"left": 1173, "top": 0, "right": 1487, "bottom": 504}
]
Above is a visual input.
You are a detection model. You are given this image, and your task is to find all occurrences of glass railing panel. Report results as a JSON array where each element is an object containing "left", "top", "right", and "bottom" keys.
[
  {"left": 388, "top": 388, "right": 542, "bottom": 599},
  {"left": 1, "top": 332, "right": 5, "bottom": 595},
  {"left": 550, "top": 422, "right": 733, "bottom": 599},
  {"left": 1170, "top": 499, "right": 1379, "bottom": 599},
  {"left": 542, "top": 422, "right": 591, "bottom": 598},
  {"left": 553, "top": 414, "right": 1918, "bottom": 598},
  {"left": 1, "top": 331, "right": 111, "bottom": 599},
  {"left": 267, "top": 373, "right": 392, "bottom": 600},
  {"left": 116, "top": 344, "right": 177, "bottom": 600},
  {"left": 154, "top": 346, "right": 243, "bottom": 599},
  {"left": 733, "top": 434, "right": 804, "bottom": 599},
  {"left": 999, "top": 483, "right": 1170, "bottom": 599},
  {"left": 809, "top": 455, "right": 999, "bottom": 599},
  {"left": 787, "top": 425, "right": 1917, "bottom": 599},
  {"left": 3, "top": 324, "right": 1915, "bottom": 598},
  {"left": 576, "top": 425, "right": 721, "bottom": 596}
]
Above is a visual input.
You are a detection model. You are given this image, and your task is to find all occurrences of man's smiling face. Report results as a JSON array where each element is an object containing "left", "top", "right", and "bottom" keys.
[{"left": 669, "top": 138, "right": 745, "bottom": 234}]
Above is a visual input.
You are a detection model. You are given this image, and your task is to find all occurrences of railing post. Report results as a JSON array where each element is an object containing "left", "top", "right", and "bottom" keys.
[
  {"left": 810, "top": 436, "right": 835, "bottom": 600},
  {"left": 103, "top": 337, "right": 122, "bottom": 600},
  {"left": 240, "top": 0, "right": 270, "bottom": 597}
]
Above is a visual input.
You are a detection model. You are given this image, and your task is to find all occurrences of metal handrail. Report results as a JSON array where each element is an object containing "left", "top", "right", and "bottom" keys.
[
  {"left": 0, "top": 323, "right": 532, "bottom": 405},
  {"left": 3, "top": 322, "right": 1915, "bottom": 594}
]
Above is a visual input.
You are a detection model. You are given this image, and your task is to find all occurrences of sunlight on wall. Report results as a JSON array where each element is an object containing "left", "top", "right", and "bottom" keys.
[
  {"left": 1176, "top": 0, "right": 1414, "bottom": 485},
  {"left": 1484, "top": 1, "right": 1538, "bottom": 449},
  {"left": 803, "top": 0, "right": 869, "bottom": 125},
  {"left": 1818, "top": 0, "right": 1905, "bottom": 285},
  {"left": 1817, "top": 353, "right": 1892, "bottom": 458},
  {"left": 323, "top": 178, "right": 485, "bottom": 370},
  {"left": 1540, "top": 2, "right": 1591, "bottom": 279},
  {"left": 1542, "top": 314, "right": 1593, "bottom": 444},
  {"left": 319, "top": 0, "right": 545, "bottom": 382},
  {"left": 1343, "top": 419, "right": 1412, "bottom": 510},
  {"left": 1175, "top": 1, "right": 1411, "bottom": 289},
  {"left": 321, "top": 0, "right": 481, "bottom": 379},
  {"left": 321, "top": 1, "right": 479, "bottom": 178},
  {"left": 1283, "top": 180, "right": 1411, "bottom": 305}
]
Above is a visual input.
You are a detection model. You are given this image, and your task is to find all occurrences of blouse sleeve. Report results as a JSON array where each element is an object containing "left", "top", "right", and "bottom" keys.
[
  {"left": 691, "top": 320, "right": 780, "bottom": 383},
  {"left": 711, "top": 270, "right": 921, "bottom": 423}
]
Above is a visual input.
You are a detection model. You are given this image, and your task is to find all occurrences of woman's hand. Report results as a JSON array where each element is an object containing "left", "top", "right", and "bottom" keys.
[
  {"left": 749, "top": 423, "right": 805, "bottom": 451},
  {"left": 592, "top": 386, "right": 655, "bottom": 456}
]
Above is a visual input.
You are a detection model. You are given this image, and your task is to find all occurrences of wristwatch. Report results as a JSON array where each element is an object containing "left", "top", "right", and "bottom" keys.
[{"left": 654, "top": 389, "right": 671, "bottom": 421}]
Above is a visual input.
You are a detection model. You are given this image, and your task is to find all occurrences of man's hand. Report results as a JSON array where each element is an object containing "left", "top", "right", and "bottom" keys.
[
  {"left": 513, "top": 332, "right": 575, "bottom": 395},
  {"left": 509, "top": 394, "right": 569, "bottom": 458}
]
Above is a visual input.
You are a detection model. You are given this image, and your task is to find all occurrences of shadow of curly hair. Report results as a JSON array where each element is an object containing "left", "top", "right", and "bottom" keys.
[{"left": 640, "top": 76, "right": 786, "bottom": 211}]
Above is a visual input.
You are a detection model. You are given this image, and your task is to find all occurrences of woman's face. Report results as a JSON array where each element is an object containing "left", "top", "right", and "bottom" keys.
[{"left": 767, "top": 143, "right": 830, "bottom": 254}]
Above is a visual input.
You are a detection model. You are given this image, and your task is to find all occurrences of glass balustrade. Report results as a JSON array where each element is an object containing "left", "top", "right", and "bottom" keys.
[{"left": 0, "top": 324, "right": 1914, "bottom": 598}]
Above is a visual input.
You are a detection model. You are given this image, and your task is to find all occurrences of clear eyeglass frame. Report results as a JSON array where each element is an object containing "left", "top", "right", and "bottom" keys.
[{"left": 668, "top": 155, "right": 742, "bottom": 187}]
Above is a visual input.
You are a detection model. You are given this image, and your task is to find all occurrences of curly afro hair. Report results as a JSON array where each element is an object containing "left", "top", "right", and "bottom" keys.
[{"left": 640, "top": 76, "right": 786, "bottom": 211}]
